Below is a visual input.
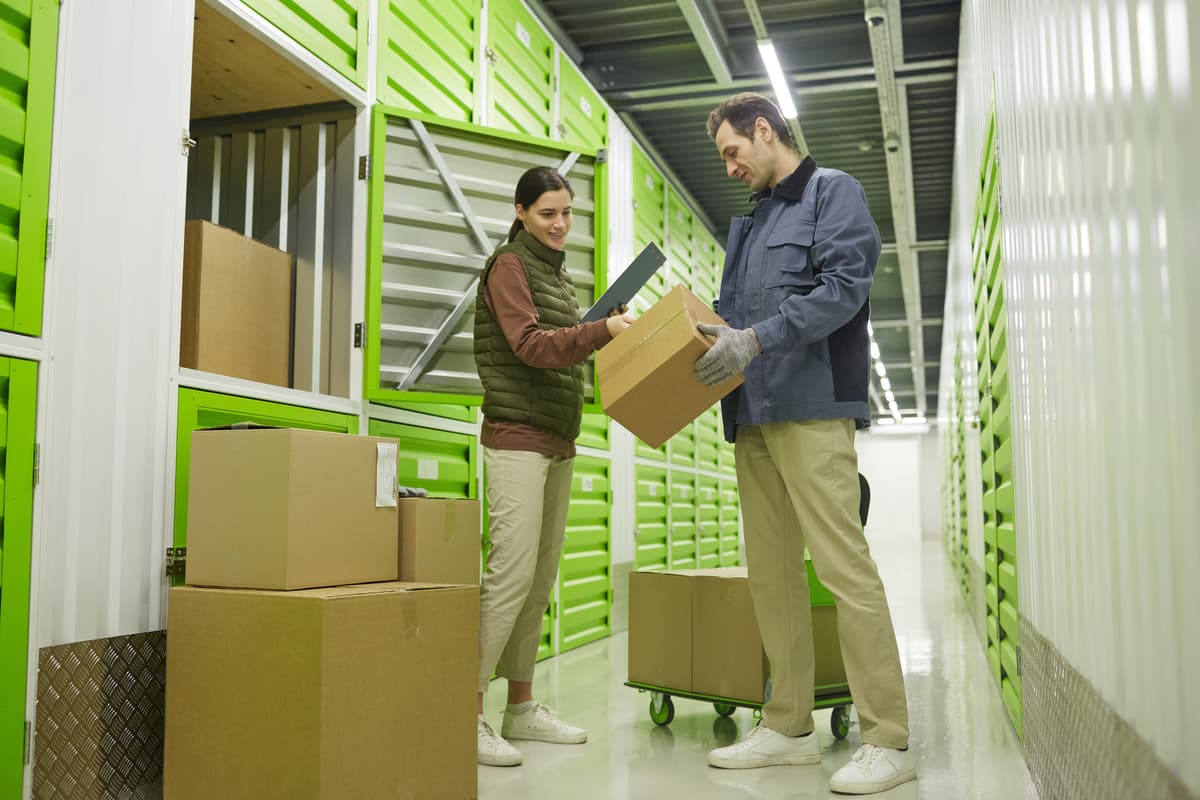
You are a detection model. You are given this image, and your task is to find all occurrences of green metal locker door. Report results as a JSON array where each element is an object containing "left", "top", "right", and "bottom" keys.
[
  {"left": 558, "top": 456, "right": 611, "bottom": 652},
  {"left": 367, "top": 110, "right": 601, "bottom": 409},
  {"left": 719, "top": 479, "right": 740, "bottom": 566},
  {"left": 557, "top": 52, "right": 607, "bottom": 149},
  {"left": 665, "top": 189, "right": 693, "bottom": 290},
  {"left": 243, "top": 0, "right": 369, "bottom": 87},
  {"left": 173, "top": 389, "right": 359, "bottom": 565},
  {"left": 696, "top": 476, "right": 720, "bottom": 568},
  {"left": 577, "top": 411, "right": 609, "bottom": 451},
  {"left": 669, "top": 471, "right": 697, "bottom": 568},
  {"left": 696, "top": 406, "right": 720, "bottom": 472},
  {"left": 366, "top": 420, "right": 477, "bottom": 499},
  {"left": 378, "top": 0, "right": 480, "bottom": 123},
  {"left": 0, "top": 0, "right": 57, "bottom": 336},
  {"left": 670, "top": 421, "right": 696, "bottom": 468},
  {"left": 485, "top": 0, "right": 554, "bottom": 139},
  {"left": 632, "top": 147, "right": 667, "bottom": 305},
  {"left": 0, "top": 358, "right": 36, "bottom": 797},
  {"left": 634, "top": 465, "right": 668, "bottom": 570}
]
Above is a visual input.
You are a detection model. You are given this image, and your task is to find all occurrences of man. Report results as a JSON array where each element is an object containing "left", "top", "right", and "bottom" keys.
[{"left": 693, "top": 92, "right": 916, "bottom": 796}]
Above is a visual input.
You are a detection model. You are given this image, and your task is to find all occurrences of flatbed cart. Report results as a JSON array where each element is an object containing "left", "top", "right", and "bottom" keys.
[{"left": 624, "top": 680, "right": 855, "bottom": 740}]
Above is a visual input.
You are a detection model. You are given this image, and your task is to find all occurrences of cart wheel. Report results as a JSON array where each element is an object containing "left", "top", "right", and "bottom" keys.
[
  {"left": 649, "top": 693, "right": 675, "bottom": 726},
  {"left": 831, "top": 705, "right": 851, "bottom": 739},
  {"left": 713, "top": 702, "right": 736, "bottom": 717}
]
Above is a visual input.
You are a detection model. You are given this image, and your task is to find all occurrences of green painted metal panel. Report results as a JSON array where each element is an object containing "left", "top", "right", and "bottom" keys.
[
  {"left": 995, "top": 480, "right": 1015, "bottom": 515},
  {"left": 1002, "top": 679, "right": 1023, "bottom": 738},
  {"left": 985, "top": 581, "right": 999, "bottom": 615},
  {"left": 990, "top": 311, "right": 1007, "bottom": 359},
  {"left": 1000, "top": 641, "right": 1019, "bottom": 690},
  {"left": 378, "top": 402, "right": 478, "bottom": 422},
  {"left": 559, "top": 455, "right": 611, "bottom": 652},
  {"left": 696, "top": 408, "right": 720, "bottom": 467},
  {"left": 670, "top": 421, "right": 696, "bottom": 467},
  {"left": 557, "top": 51, "right": 607, "bottom": 148},
  {"left": 577, "top": 412, "right": 609, "bottom": 450},
  {"left": 0, "top": 0, "right": 57, "bottom": 335},
  {"left": 378, "top": 0, "right": 479, "bottom": 123},
  {"left": 988, "top": 277, "right": 1006, "bottom": 330},
  {"left": 486, "top": 0, "right": 554, "bottom": 139},
  {"left": 986, "top": 615, "right": 999, "bottom": 649},
  {"left": 987, "top": 645, "right": 1001, "bottom": 683},
  {"left": 669, "top": 472, "right": 696, "bottom": 568},
  {"left": 806, "top": 560, "right": 835, "bottom": 607},
  {"left": 994, "top": 437, "right": 1012, "bottom": 475},
  {"left": 719, "top": 549, "right": 739, "bottom": 567},
  {"left": 983, "top": 523, "right": 997, "bottom": 548},
  {"left": 0, "top": 357, "right": 36, "bottom": 796},
  {"left": 997, "top": 522, "right": 1016, "bottom": 557},
  {"left": 635, "top": 465, "right": 668, "bottom": 570},
  {"left": 719, "top": 440, "right": 736, "bottom": 476},
  {"left": 367, "top": 420, "right": 477, "bottom": 499},
  {"left": 998, "top": 559, "right": 1018, "bottom": 600},
  {"left": 984, "top": 551, "right": 997, "bottom": 582},
  {"left": 537, "top": 608, "right": 553, "bottom": 661},
  {"left": 999, "top": 598, "right": 1019, "bottom": 643},
  {"left": 173, "top": 389, "right": 358, "bottom": 557},
  {"left": 991, "top": 359, "right": 1010, "bottom": 407},
  {"left": 697, "top": 475, "right": 719, "bottom": 566},
  {"left": 244, "top": 0, "right": 368, "bottom": 88}
]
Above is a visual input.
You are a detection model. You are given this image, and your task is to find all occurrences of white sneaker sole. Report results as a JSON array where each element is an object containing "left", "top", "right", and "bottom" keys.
[
  {"left": 709, "top": 751, "right": 822, "bottom": 769},
  {"left": 829, "top": 766, "right": 917, "bottom": 794},
  {"left": 502, "top": 728, "right": 588, "bottom": 744},
  {"left": 477, "top": 750, "right": 523, "bottom": 767}
]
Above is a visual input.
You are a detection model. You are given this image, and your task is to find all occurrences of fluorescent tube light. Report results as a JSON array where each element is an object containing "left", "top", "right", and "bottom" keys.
[{"left": 757, "top": 40, "right": 798, "bottom": 119}]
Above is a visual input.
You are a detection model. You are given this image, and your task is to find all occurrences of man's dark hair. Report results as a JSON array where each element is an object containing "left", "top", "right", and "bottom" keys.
[{"left": 706, "top": 92, "right": 797, "bottom": 152}]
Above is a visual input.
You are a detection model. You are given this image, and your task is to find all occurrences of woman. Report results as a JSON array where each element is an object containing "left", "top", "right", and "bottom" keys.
[{"left": 473, "top": 166, "right": 632, "bottom": 767}]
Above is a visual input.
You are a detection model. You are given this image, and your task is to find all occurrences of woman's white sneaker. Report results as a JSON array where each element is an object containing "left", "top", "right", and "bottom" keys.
[
  {"left": 829, "top": 743, "right": 917, "bottom": 794},
  {"left": 477, "top": 715, "right": 522, "bottom": 767},
  {"left": 501, "top": 701, "right": 588, "bottom": 744},
  {"left": 708, "top": 724, "right": 822, "bottom": 769}
]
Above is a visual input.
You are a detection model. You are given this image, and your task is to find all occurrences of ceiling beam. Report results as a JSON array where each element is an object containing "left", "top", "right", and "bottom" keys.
[
  {"left": 523, "top": 0, "right": 584, "bottom": 64},
  {"left": 871, "top": 318, "right": 943, "bottom": 328},
  {"left": 676, "top": 0, "right": 733, "bottom": 85},
  {"left": 742, "top": 0, "right": 808, "bottom": 154},
  {"left": 881, "top": 239, "right": 948, "bottom": 254}
]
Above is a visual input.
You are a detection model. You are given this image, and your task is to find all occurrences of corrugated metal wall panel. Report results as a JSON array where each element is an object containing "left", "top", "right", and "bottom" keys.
[
  {"left": 942, "top": 0, "right": 1200, "bottom": 791},
  {"left": 369, "top": 113, "right": 597, "bottom": 403},
  {"left": 241, "top": 0, "right": 368, "bottom": 87},
  {"left": 668, "top": 471, "right": 696, "bottom": 569},
  {"left": 367, "top": 419, "right": 477, "bottom": 499},
  {"left": 557, "top": 51, "right": 607, "bottom": 149},
  {"left": 0, "top": 0, "right": 56, "bottom": 336},
  {"left": 559, "top": 455, "right": 611, "bottom": 652},
  {"left": 0, "top": 357, "right": 36, "bottom": 796},
  {"left": 378, "top": 0, "right": 480, "bottom": 123},
  {"left": 485, "top": 0, "right": 554, "bottom": 139},
  {"left": 634, "top": 465, "right": 668, "bottom": 571}
]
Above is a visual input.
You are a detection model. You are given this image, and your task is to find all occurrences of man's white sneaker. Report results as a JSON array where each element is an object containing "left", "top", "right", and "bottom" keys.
[
  {"left": 477, "top": 715, "right": 522, "bottom": 767},
  {"left": 708, "top": 724, "right": 822, "bottom": 769},
  {"left": 829, "top": 743, "right": 917, "bottom": 794},
  {"left": 501, "top": 701, "right": 588, "bottom": 744}
]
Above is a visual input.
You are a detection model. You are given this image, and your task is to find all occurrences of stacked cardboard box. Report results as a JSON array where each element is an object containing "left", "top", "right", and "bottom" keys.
[
  {"left": 165, "top": 427, "right": 480, "bottom": 800},
  {"left": 628, "top": 567, "right": 846, "bottom": 704}
]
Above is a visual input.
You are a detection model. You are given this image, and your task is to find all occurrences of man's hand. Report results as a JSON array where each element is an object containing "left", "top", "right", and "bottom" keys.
[{"left": 693, "top": 323, "right": 760, "bottom": 386}]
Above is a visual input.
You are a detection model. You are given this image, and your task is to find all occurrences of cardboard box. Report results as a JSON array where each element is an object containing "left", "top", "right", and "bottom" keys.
[
  {"left": 398, "top": 498, "right": 481, "bottom": 585},
  {"left": 628, "top": 567, "right": 846, "bottom": 703},
  {"left": 181, "top": 219, "right": 292, "bottom": 387},
  {"left": 596, "top": 285, "right": 742, "bottom": 448},
  {"left": 186, "top": 428, "right": 400, "bottom": 590},
  {"left": 627, "top": 570, "right": 693, "bottom": 691},
  {"left": 164, "top": 582, "right": 478, "bottom": 800}
]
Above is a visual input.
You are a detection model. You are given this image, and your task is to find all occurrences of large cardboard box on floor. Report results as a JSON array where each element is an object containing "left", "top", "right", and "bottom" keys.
[
  {"left": 186, "top": 427, "right": 401, "bottom": 590},
  {"left": 397, "top": 498, "right": 481, "bottom": 585},
  {"left": 596, "top": 285, "right": 742, "bottom": 448},
  {"left": 180, "top": 219, "right": 292, "bottom": 386},
  {"left": 164, "top": 582, "right": 479, "bottom": 800},
  {"left": 628, "top": 567, "right": 846, "bottom": 703}
]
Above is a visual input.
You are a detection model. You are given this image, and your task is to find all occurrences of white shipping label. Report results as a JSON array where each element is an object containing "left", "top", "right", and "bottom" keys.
[
  {"left": 579, "top": 96, "right": 592, "bottom": 118},
  {"left": 516, "top": 21, "right": 531, "bottom": 48},
  {"left": 582, "top": 476, "right": 594, "bottom": 492},
  {"left": 648, "top": 484, "right": 657, "bottom": 496},
  {"left": 376, "top": 443, "right": 398, "bottom": 508},
  {"left": 417, "top": 458, "right": 439, "bottom": 481}
]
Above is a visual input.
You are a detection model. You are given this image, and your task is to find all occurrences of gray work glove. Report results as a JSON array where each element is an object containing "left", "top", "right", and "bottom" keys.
[{"left": 694, "top": 323, "right": 760, "bottom": 386}]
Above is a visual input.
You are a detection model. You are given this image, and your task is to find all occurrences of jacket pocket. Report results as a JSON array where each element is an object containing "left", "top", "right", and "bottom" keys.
[{"left": 764, "top": 220, "right": 816, "bottom": 287}]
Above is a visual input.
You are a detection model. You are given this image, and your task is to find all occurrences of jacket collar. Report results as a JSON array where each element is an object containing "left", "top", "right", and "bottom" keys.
[
  {"left": 515, "top": 229, "right": 566, "bottom": 269},
  {"left": 751, "top": 155, "right": 817, "bottom": 204}
]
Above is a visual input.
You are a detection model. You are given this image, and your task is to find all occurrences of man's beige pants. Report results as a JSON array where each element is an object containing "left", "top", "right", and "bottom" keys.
[
  {"left": 736, "top": 419, "right": 909, "bottom": 749},
  {"left": 477, "top": 447, "right": 574, "bottom": 694}
]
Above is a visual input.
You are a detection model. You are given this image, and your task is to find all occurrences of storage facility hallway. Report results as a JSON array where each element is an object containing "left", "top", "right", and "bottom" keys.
[
  {"left": 480, "top": 529, "right": 1036, "bottom": 800},
  {"left": 5, "top": 0, "right": 1198, "bottom": 799}
]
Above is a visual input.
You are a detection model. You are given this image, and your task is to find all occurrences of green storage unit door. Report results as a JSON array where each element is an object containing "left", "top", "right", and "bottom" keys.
[
  {"left": 557, "top": 52, "right": 607, "bottom": 148},
  {"left": 0, "top": 0, "right": 57, "bottom": 336},
  {"left": 665, "top": 188, "right": 693, "bottom": 282},
  {"left": 696, "top": 476, "right": 720, "bottom": 568},
  {"left": 696, "top": 407, "right": 720, "bottom": 470},
  {"left": 367, "top": 420, "right": 477, "bottom": 499},
  {"left": 0, "top": 357, "right": 37, "bottom": 797},
  {"left": 719, "top": 439, "right": 736, "bottom": 476},
  {"left": 368, "top": 111, "right": 599, "bottom": 407},
  {"left": 719, "top": 479, "right": 740, "bottom": 566},
  {"left": 244, "top": 0, "right": 369, "bottom": 88},
  {"left": 558, "top": 456, "right": 611, "bottom": 652},
  {"left": 669, "top": 471, "right": 696, "bottom": 568},
  {"left": 576, "top": 411, "right": 609, "bottom": 451},
  {"left": 173, "top": 389, "right": 360, "bottom": 556},
  {"left": 632, "top": 146, "right": 667, "bottom": 302},
  {"left": 635, "top": 465, "right": 668, "bottom": 570},
  {"left": 670, "top": 420, "right": 696, "bottom": 467},
  {"left": 485, "top": 0, "right": 554, "bottom": 139},
  {"left": 378, "top": 0, "right": 480, "bottom": 123}
]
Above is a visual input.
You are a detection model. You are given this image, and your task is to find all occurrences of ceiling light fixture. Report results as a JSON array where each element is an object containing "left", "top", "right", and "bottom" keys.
[{"left": 756, "top": 39, "right": 798, "bottom": 119}]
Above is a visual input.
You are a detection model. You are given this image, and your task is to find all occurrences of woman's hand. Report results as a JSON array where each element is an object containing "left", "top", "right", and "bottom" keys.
[{"left": 606, "top": 309, "right": 634, "bottom": 337}]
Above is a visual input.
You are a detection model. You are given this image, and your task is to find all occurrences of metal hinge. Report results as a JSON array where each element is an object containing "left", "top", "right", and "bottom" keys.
[
  {"left": 353, "top": 322, "right": 364, "bottom": 348},
  {"left": 485, "top": 47, "right": 498, "bottom": 66},
  {"left": 32, "top": 443, "right": 40, "bottom": 487},
  {"left": 45, "top": 219, "right": 53, "bottom": 261},
  {"left": 23, "top": 722, "right": 32, "bottom": 765},
  {"left": 596, "top": 148, "right": 608, "bottom": 164},
  {"left": 181, "top": 129, "right": 197, "bottom": 157},
  {"left": 358, "top": 155, "right": 370, "bottom": 180},
  {"left": 556, "top": 122, "right": 566, "bottom": 139},
  {"left": 165, "top": 547, "right": 187, "bottom": 578}
]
